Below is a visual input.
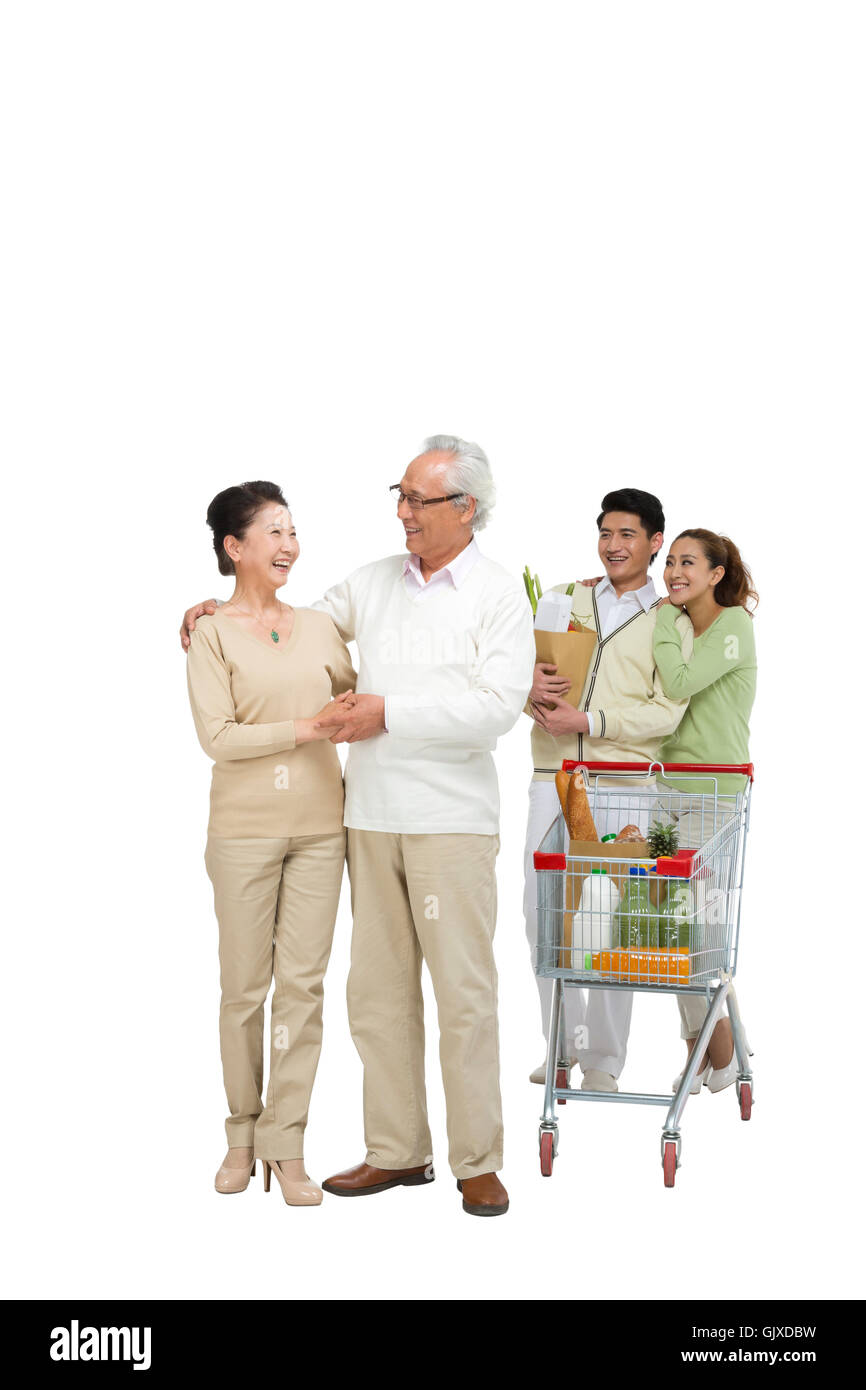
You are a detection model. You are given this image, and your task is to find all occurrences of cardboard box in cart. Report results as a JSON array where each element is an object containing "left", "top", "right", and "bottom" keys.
[{"left": 560, "top": 839, "right": 691, "bottom": 982}]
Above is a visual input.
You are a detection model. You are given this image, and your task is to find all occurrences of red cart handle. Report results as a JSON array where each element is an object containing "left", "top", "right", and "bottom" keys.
[{"left": 561, "top": 759, "right": 754, "bottom": 783}]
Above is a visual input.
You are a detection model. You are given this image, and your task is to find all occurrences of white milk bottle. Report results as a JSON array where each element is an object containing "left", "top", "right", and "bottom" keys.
[{"left": 574, "top": 868, "right": 620, "bottom": 965}]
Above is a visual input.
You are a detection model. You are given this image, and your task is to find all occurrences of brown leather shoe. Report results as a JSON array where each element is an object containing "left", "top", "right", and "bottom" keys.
[
  {"left": 322, "top": 1161, "right": 434, "bottom": 1197},
  {"left": 456, "top": 1173, "right": 509, "bottom": 1216}
]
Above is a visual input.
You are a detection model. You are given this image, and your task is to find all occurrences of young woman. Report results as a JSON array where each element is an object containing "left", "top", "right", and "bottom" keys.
[
  {"left": 653, "top": 529, "right": 758, "bottom": 1095},
  {"left": 186, "top": 481, "right": 356, "bottom": 1205}
]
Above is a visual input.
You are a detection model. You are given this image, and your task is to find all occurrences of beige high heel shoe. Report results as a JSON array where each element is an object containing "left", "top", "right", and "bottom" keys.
[
  {"left": 214, "top": 1149, "right": 256, "bottom": 1194},
  {"left": 263, "top": 1159, "right": 323, "bottom": 1207}
]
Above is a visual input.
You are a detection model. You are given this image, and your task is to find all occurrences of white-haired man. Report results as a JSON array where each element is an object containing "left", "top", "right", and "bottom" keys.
[{"left": 180, "top": 436, "right": 535, "bottom": 1216}]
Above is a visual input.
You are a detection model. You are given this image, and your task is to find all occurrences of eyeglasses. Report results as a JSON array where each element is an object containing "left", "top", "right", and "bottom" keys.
[{"left": 389, "top": 485, "right": 465, "bottom": 511}]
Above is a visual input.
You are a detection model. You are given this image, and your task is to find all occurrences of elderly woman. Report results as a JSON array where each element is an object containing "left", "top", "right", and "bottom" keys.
[{"left": 186, "top": 480, "right": 355, "bottom": 1206}]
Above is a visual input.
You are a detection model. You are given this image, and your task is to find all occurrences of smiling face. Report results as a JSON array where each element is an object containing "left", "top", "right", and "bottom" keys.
[
  {"left": 664, "top": 537, "right": 725, "bottom": 607},
  {"left": 597, "top": 510, "right": 663, "bottom": 590},
  {"left": 396, "top": 449, "right": 475, "bottom": 567},
  {"left": 225, "top": 503, "right": 299, "bottom": 589}
]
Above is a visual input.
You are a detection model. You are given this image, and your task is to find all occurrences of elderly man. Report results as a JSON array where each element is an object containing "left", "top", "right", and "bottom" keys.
[{"left": 181, "top": 436, "right": 535, "bottom": 1216}]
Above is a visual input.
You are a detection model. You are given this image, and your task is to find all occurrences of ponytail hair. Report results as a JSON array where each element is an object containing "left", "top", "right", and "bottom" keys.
[{"left": 674, "top": 529, "right": 759, "bottom": 613}]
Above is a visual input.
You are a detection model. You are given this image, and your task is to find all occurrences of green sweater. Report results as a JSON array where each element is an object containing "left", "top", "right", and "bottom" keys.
[{"left": 653, "top": 603, "right": 757, "bottom": 793}]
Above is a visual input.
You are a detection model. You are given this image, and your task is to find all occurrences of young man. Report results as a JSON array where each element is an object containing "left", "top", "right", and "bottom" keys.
[{"left": 524, "top": 488, "right": 692, "bottom": 1092}]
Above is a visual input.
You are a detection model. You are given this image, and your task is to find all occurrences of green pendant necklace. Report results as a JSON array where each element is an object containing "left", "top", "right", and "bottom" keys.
[{"left": 223, "top": 600, "right": 286, "bottom": 645}]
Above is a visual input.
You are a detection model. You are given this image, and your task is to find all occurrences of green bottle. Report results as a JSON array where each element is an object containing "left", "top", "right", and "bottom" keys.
[
  {"left": 645, "top": 866, "right": 662, "bottom": 948},
  {"left": 659, "top": 879, "right": 694, "bottom": 951},
  {"left": 615, "top": 867, "right": 657, "bottom": 949}
]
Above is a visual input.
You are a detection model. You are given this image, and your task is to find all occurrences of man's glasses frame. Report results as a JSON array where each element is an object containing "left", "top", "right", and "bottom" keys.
[{"left": 390, "top": 485, "right": 465, "bottom": 511}]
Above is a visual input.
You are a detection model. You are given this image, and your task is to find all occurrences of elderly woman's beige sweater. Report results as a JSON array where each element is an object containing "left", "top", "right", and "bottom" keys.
[{"left": 187, "top": 608, "right": 356, "bottom": 837}]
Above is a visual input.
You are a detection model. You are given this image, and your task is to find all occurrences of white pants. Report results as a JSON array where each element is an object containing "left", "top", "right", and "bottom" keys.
[
  {"left": 669, "top": 794, "right": 740, "bottom": 1040},
  {"left": 523, "top": 779, "right": 654, "bottom": 1077}
]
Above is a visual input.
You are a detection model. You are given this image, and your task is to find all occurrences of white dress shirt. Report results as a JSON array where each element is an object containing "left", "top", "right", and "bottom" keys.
[
  {"left": 584, "top": 575, "right": 659, "bottom": 735},
  {"left": 313, "top": 543, "right": 536, "bottom": 834},
  {"left": 388, "top": 538, "right": 480, "bottom": 726},
  {"left": 593, "top": 574, "right": 659, "bottom": 637},
  {"left": 400, "top": 536, "right": 480, "bottom": 604}
]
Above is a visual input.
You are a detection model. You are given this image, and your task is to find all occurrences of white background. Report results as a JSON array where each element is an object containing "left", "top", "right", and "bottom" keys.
[{"left": 2, "top": 2, "right": 863, "bottom": 1301}]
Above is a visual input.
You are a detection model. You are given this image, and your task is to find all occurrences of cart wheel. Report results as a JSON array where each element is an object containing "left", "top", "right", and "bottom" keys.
[
  {"left": 556, "top": 1067, "right": 568, "bottom": 1104},
  {"left": 540, "top": 1131, "right": 555, "bottom": 1177},
  {"left": 663, "top": 1140, "right": 677, "bottom": 1188},
  {"left": 739, "top": 1081, "right": 752, "bottom": 1121}
]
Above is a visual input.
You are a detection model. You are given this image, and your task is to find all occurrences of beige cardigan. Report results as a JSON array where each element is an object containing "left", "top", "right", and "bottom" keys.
[
  {"left": 530, "top": 583, "right": 692, "bottom": 781},
  {"left": 187, "top": 608, "right": 356, "bottom": 837}
]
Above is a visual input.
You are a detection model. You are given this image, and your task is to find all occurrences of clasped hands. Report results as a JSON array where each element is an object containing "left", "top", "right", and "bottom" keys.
[{"left": 312, "top": 691, "right": 386, "bottom": 744}]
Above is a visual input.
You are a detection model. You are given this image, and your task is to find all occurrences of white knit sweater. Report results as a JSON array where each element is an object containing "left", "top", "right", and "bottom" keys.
[{"left": 314, "top": 550, "right": 536, "bottom": 833}]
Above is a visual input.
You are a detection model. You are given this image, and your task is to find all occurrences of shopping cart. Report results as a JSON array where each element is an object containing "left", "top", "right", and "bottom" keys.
[{"left": 534, "top": 759, "right": 754, "bottom": 1187}]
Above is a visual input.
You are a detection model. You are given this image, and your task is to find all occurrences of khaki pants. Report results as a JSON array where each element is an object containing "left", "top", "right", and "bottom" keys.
[
  {"left": 346, "top": 829, "right": 503, "bottom": 1180},
  {"left": 204, "top": 831, "right": 346, "bottom": 1157}
]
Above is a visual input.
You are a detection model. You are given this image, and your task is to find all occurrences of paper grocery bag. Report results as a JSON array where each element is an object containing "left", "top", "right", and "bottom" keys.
[{"left": 534, "top": 624, "right": 597, "bottom": 708}]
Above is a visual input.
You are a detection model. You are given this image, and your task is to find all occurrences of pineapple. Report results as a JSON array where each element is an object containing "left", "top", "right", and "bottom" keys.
[{"left": 646, "top": 820, "right": 679, "bottom": 859}]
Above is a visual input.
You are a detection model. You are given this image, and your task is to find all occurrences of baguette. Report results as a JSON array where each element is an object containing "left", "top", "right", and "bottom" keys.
[
  {"left": 555, "top": 770, "right": 571, "bottom": 820},
  {"left": 565, "top": 770, "right": 599, "bottom": 843}
]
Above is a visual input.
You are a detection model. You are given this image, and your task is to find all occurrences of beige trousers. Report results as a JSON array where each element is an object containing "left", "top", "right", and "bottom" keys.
[
  {"left": 345, "top": 829, "right": 503, "bottom": 1180},
  {"left": 204, "top": 831, "right": 346, "bottom": 1157}
]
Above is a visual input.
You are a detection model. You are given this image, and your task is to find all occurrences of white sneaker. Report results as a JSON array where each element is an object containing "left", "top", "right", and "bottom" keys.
[
  {"left": 580, "top": 1068, "right": 618, "bottom": 1093},
  {"left": 529, "top": 1059, "right": 577, "bottom": 1085},
  {"left": 672, "top": 1062, "right": 711, "bottom": 1095}
]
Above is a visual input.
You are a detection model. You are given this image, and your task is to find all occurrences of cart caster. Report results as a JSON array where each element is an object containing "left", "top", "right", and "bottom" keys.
[
  {"left": 662, "top": 1140, "right": 677, "bottom": 1188},
  {"left": 737, "top": 1080, "right": 753, "bottom": 1121},
  {"left": 556, "top": 1067, "right": 568, "bottom": 1104},
  {"left": 539, "top": 1130, "right": 555, "bottom": 1177}
]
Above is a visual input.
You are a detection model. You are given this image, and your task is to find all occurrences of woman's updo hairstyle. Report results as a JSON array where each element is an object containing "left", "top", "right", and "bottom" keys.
[
  {"left": 675, "top": 529, "right": 759, "bottom": 613},
  {"left": 206, "top": 481, "right": 288, "bottom": 576}
]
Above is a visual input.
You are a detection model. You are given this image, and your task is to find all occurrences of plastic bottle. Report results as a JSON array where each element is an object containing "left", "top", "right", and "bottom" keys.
[
  {"left": 614, "top": 866, "right": 659, "bottom": 949},
  {"left": 646, "top": 866, "right": 661, "bottom": 949},
  {"left": 574, "top": 868, "right": 620, "bottom": 959},
  {"left": 659, "top": 878, "right": 694, "bottom": 951}
]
